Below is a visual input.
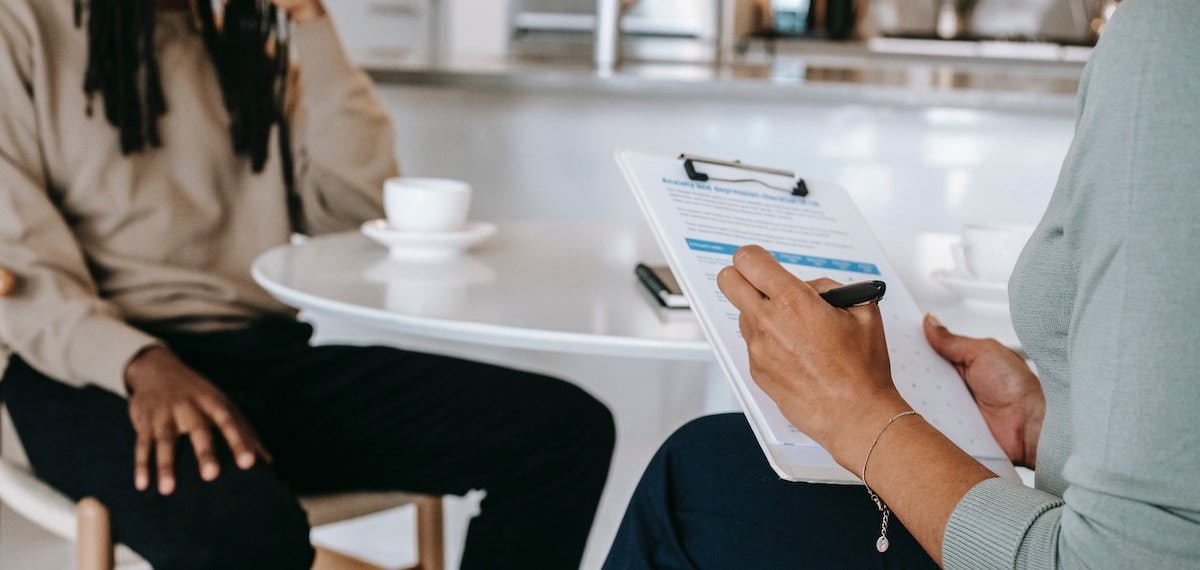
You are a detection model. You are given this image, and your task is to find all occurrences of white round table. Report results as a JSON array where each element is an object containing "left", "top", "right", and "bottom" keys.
[
  {"left": 252, "top": 220, "right": 713, "bottom": 361},
  {"left": 251, "top": 220, "right": 1018, "bottom": 355}
]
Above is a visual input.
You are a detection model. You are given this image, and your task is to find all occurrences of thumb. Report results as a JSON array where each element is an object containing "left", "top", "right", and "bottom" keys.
[{"left": 923, "top": 314, "right": 976, "bottom": 365}]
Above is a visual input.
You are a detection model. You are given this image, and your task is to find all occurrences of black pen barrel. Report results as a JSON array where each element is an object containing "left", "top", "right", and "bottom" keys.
[{"left": 819, "top": 280, "right": 886, "bottom": 308}]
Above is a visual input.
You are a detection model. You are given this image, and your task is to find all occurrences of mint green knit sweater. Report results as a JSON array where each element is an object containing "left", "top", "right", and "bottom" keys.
[{"left": 942, "top": 1, "right": 1200, "bottom": 567}]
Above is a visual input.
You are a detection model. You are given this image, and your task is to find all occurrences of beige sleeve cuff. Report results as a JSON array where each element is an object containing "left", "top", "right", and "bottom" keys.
[
  {"left": 67, "top": 316, "right": 162, "bottom": 396},
  {"left": 291, "top": 15, "right": 361, "bottom": 104}
]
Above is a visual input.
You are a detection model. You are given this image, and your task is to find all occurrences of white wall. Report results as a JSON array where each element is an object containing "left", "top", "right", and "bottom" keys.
[{"left": 377, "top": 84, "right": 1076, "bottom": 238}]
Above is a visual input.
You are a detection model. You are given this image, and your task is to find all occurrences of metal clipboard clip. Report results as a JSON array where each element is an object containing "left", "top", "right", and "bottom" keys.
[{"left": 678, "top": 153, "right": 809, "bottom": 197}]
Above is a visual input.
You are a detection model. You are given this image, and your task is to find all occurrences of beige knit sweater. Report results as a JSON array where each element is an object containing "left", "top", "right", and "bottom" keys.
[{"left": 0, "top": 1, "right": 398, "bottom": 394}]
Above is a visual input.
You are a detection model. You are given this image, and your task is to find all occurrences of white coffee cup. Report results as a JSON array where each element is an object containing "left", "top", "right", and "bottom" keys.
[
  {"left": 958, "top": 224, "right": 1034, "bottom": 283},
  {"left": 384, "top": 177, "right": 472, "bottom": 233}
]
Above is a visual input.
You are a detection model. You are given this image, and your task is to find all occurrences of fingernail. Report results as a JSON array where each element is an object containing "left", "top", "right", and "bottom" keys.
[
  {"left": 135, "top": 474, "right": 147, "bottom": 490},
  {"left": 239, "top": 453, "right": 255, "bottom": 469},
  {"left": 203, "top": 463, "right": 218, "bottom": 481},
  {"left": 160, "top": 479, "right": 174, "bottom": 495},
  {"left": 926, "top": 314, "right": 943, "bottom": 329}
]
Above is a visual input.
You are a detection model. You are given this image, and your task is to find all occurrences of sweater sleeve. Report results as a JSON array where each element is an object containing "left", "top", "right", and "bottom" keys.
[
  {"left": 942, "top": 1, "right": 1200, "bottom": 567},
  {"left": 0, "top": 5, "right": 160, "bottom": 395},
  {"left": 286, "top": 15, "right": 398, "bottom": 235}
]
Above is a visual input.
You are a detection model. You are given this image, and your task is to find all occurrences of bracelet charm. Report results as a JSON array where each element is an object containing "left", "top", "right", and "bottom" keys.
[{"left": 861, "top": 409, "right": 919, "bottom": 554}]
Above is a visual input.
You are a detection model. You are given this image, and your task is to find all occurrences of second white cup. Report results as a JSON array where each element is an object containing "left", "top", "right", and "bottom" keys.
[
  {"left": 959, "top": 224, "right": 1034, "bottom": 283},
  {"left": 384, "top": 177, "right": 472, "bottom": 233}
]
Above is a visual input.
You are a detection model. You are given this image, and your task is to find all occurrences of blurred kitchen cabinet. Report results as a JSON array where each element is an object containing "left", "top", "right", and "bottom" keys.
[
  {"left": 324, "top": 0, "right": 438, "bottom": 66},
  {"left": 869, "top": 0, "right": 1100, "bottom": 44}
]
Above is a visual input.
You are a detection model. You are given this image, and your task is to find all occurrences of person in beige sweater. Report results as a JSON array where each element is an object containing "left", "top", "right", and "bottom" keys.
[{"left": 0, "top": 0, "right": 614, "bottom": 568}]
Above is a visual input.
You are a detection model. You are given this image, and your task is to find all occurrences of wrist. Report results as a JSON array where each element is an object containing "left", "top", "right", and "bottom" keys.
[
  {"left": 828, "top": 390, "right": 913, "bottom": 473},
  {"left": 124, "top": 345, "right": 173, "bottom": 392}
]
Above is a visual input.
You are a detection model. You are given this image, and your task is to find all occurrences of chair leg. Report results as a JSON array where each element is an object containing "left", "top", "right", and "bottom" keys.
[
  {"left": 69, "top": 495, "right": 444, "bottom": 570},
  {"left": 313, "top": 546, "right": 385, "bottom": 570},
  {"left": 415, "top": 496, "right": 444, "bottom": 570},
  {"left": 76, "top": 497, "right": 114, "bottom": 570}
]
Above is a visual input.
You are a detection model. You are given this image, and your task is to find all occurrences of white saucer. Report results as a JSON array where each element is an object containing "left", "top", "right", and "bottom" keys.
[
  {"left": 362, "top": 220, "right": 497, "bottom": 260},
  {"left": 932, "top": 269, "right": 1009, "bottom": 309}
]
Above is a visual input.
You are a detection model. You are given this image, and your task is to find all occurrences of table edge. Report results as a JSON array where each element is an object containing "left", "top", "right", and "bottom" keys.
[{"left": 250, "top": 249, "right": 715, "bottom": 362}]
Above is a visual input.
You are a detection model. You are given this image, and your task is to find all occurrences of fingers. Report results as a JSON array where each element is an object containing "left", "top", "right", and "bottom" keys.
[
  {"left": 846, "top": 294, "right": 883, "bottom": 326},
  {"left": 188, "top": 429, "right": 220, "bottom": 482},
  {"left": 134, "top": 433, "right": 152, "bottom": 491},
  {"left": 806, "top": 277, "right": 843, "bottom": 294},
  {"left": 154, "top": 424, "right": 177, "bottom": 495},
  {"left": 732, "top": 246, "right": 808, "bottom": 302},
  {"left": 809, "top": 277, "right": 886, "bottom": 330},
  {"left": 718, "top": 266, "right": 765, "bottom": 313},
  {"left": 738, "top": 311, "right": 754, "bottom": 342},
  {"left": 923, "top": 314, "right": 979, "bottom": 365},
  {"left": 173, "top": 404, "right": 221, "bottom": 482},
  {"left": 196, "top": 395, "right": 263, "bottom": 469},
  {"left": 135, "top": 401, "right": 266, "bottom": 495}
]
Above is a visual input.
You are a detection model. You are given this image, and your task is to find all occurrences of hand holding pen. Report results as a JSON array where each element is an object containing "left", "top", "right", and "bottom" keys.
[{"left": 717, "top": 245, "right": 910, "bottom": 473}]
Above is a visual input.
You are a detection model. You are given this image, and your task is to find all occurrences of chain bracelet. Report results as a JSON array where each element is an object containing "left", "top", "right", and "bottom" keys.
[{"left": 861, "top": 410, "right": 918, "bottom": 553}]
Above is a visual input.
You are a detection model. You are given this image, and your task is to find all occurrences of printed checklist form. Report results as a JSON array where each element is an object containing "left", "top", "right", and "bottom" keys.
[{"left": 617, "top": 150, "right": 1014, "bottom": 483}]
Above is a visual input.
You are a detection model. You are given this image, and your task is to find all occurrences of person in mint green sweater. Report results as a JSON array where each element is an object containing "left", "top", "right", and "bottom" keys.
[{"left": 604, "top": 1, "right": 1200, "bottom": 567}]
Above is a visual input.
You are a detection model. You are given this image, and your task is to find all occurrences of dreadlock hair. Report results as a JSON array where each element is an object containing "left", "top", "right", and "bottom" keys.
[{"left": 75, "top": 0, "right": 295, "bottom": 196}]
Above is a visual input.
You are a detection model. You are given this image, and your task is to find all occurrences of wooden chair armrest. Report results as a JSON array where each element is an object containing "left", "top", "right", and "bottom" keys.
[
  {"left": 0, "top": 267, "right": 15, "bottom": 298},
  {"left": 77, "top": 497, "right": 114, "bottom": 570}
]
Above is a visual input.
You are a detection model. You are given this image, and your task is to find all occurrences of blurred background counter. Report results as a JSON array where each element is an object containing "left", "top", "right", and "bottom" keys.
[
  {"left": 321, "top": 0, "right": 1104, "bottom": 228},
  {"left": 366, "top": 53, "right": 1081, "bottom": 114}
]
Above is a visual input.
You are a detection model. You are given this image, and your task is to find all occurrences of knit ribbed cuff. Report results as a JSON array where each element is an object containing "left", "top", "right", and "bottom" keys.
[
  {"left": 291, "top": 16, "right": 361, "bottom": 104},
  {"left": 943, "top": 477, "right": 1065, "bottom": 569},
  {"left": 67, "top": 316, "right": 161, "bottom": 396}
]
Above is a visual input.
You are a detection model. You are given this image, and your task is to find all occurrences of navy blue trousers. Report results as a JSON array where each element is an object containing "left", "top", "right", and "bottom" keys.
[
  {"left": 2, "top": 319, "right": 614, "bottom": 570},
  {"left": 604, "top": 413, "right": 938, "bottom": 569}
]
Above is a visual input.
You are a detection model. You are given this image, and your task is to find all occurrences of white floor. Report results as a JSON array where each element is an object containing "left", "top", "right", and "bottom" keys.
[
  {"left": 0, "top": 501, "right": 448, "bottom": 569},
  {"left": 0, "top": 504, "right": 74, "bottom": 568}
]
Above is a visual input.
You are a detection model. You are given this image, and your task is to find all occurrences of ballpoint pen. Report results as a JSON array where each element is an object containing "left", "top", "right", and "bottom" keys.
[{"left": 819, "top": 280, "right": 886, "bottom": 308}]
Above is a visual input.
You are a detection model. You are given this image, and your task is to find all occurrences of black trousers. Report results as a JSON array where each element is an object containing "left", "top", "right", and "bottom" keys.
[
  {"left": 603, "top": 414, "right": 938, "bottom": 569},
  {"left": 1, "top": 320, "right": 615, "bottom": 569}
]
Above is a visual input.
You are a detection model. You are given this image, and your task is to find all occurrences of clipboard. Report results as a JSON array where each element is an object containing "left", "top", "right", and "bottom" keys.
[
  {"left": 678, "top": 154, "right": 810, "bottom": 197},
  {"left": 617, "top": 149, "right": 1016, "bottom": 484}
]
